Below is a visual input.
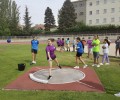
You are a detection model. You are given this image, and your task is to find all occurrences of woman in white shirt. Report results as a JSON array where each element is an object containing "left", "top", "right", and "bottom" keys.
[{"left": 100, "top": 39, "right": 110, "bottom": 65}]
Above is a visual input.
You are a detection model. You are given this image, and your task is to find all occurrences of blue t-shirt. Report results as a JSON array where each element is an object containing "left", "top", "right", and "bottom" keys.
[
  {"left": 77, "top": 42, "right": 84, "bottom": 53},
  {"left": 31, "top": 39, "right": 39, "bottom": 50}
]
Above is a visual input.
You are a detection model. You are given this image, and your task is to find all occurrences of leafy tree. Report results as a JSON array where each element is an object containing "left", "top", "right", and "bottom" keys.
[
  {"left": 58, "top": 0, "right": 76, "bottom": 32},
  {"left": 23, "top": 6, "right": 32, "bottom": 35},
  {"left": 0, "top": 0, "right": 20, "bottom": 36},
  {"left": 9, "top": 1, "right": 20, "bottom": 35},
  {"left": 44, "top": 7, "right": 55, "bottom": 31}
]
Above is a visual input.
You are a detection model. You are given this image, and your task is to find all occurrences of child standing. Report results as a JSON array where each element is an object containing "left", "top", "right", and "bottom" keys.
[
  {"left": 92, "top": 35, "right": 100, "bottom": 67},
  {"left": 46, "top": 38, "right": 61, "bottom": 80},
  {"left": 100, "top": 39, "right": 110, "bottom": 65},
  {"left": 74, "top": 37, "right": 88, "bottom": 69},
  {"left": 87, "top": 37, "right": 93, "bottom": 58},
  {"left": 31, "top": 36, "right": 39, "bottom": 64},
  {"left": 65, "top": 38, "right": 70, "bottom": 51}
]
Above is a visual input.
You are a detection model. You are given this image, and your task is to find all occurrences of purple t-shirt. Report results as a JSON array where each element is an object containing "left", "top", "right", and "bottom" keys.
[
  {"left": 57, "top": 39, "right": 61, "bottom": 46},
  {"left": 46, "top": 45, "right": 56, "bottom": 59},
  {"left": 61, "top": 40, "right": 64, "bottom": 46},
  {"left": 87, "top": 40, "right": 92, "bottom": 48}
]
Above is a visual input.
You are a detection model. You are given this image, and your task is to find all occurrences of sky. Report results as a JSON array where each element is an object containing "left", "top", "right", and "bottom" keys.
[{"left": 15, "top": 0, "right": 78, "bottom": 26}]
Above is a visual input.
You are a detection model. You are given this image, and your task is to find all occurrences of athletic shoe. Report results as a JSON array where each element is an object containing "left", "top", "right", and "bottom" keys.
[
  {"left": 105, "top": 63, "right": 110, "bottom": 65},
  {"left": 100, "top": 63, "right": 104, "bottom": 65},
  {"left": 97, "top": 64, "right": 100, "bottom": 67},
  {"left": 114, "top": 92, "right": 120, "bottom": 97},
  {"left": 83, "top": 65, "right": 88, "bottom": 68},
  {"left": 92, "top": 64, "right": 96, "bottom": 67},
  {"left": 32, "top": 61, "right": 36, "bottom": 64},
  {"left": 74, "top": 66, "right": 79, "bottom": 69},
  {"left": 58, "top": 64, "right": 62, "bottom": 69},
  {"left": 47, "top": 75, "right": 52, "bottom": 80}
]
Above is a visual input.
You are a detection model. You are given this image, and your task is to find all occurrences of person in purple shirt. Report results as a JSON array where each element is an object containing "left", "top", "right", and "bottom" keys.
[
  {"left": 57, "top": 38, "right": 61, "bottom": 47},
  {"left": 60, "top": 38, "right": 65, "bottom": 51},
  {"left": 87, "top": 37, "right": 93, "bottom": 58},
  {"left": 46, "top": 38, "right": 62, "bottom": 80}
]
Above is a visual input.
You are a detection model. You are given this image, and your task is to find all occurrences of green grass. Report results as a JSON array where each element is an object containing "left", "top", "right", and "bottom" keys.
[{"left": 0, "top": 44, "right": 120, "bottom": 100}]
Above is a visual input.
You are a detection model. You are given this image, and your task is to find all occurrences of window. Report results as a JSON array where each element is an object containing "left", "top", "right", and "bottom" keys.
[
  {"left": 75, "top": 13, "right": 77, "bottom": 16},
  {"left": 111, "top": 18, "right": 115, "bottom": 22},
  {"left": 79, "top": 12, "right": 84, "bottom": 15},
  {"left": 89, "top": 11, "right": 92, "bottom": 15},
  {"left": 119, "top": 7, "right": 120, "bottom": 12},
  {"left": 89, "top": 2, "right": 92, "bottom": 6},
  {"left": 111, "top": 0, "right": 115, "bottom": 3},
  {"left": 80, "top": 3, "right": 83, "bottom": 7},
  {"left": 103, "top": 18, "right": 107, "bottom": 23},
  {"left": 119, "top": 17, "right": 120, "bottom": 22},
  {"left": 96, "top": 0, "right": 100, "bottom": 5},
  {"left": 111, "top": 8, "right": 115, "bottom": 13},
  {"left": 103, "top": 9, "right": 107, "bottom": 14},
  {"left": 96, "top": 10, "right": 99, "bottom": 14},
  {"left": 104, "top": 0, "right": 107, "bottom": 4},
  {"left": 96, "top": 19, "right": 99, "bottom": 23},
  {"left": 89, "top": 20, "right": 92, "bottom": 24}
]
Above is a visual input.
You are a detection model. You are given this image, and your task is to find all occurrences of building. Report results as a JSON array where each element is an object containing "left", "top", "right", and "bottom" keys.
[
  {"left": 33, "top": 24, "right": 45, "bottom": 30},
  {"left": 72, "top": 0, "right": 120, "bottom": 26}
]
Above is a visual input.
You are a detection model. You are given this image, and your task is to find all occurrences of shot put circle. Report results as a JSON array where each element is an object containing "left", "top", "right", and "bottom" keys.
[{"left": 29, "top": 68, "right": 85, "bottom": 84}]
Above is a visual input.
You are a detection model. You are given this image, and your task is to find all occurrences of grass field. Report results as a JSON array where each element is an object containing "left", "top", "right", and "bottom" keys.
[{"left": 0, "top": 43, "right": 120, "bottom": 100}]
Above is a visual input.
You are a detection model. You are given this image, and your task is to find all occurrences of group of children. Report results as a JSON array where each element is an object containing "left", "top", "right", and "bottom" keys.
[{"left": 30, "top": 35, "right": 119, "bottom": 80}]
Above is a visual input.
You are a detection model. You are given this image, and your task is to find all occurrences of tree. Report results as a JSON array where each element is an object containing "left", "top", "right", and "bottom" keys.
[
  {"left": 0, "top": 0, "right": 20, "bottom": 36},
  {"left": 9, "top": 1, "right": 20, "bottom": 35},
  {"left": 58, "top": 0, "right": 76, "bottom": 32},
  {"left": 44, "top": 7, "right": 55, "bottom": 31},
  {"left": 23, "top": 6, "right": 32, "bottom": 35}
]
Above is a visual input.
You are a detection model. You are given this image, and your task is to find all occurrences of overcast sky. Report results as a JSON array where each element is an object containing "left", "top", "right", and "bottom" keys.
[{"left": 15, "top": 0, "right": 78, "bottom": 26}]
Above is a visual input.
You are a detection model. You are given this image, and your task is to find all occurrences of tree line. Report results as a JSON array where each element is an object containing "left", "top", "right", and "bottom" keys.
[{"left": 0, "top": 0, "right": 119, "bottom": 36}]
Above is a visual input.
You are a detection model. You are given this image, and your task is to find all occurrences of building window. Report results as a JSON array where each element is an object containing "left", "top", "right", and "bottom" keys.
[
  {"left": 75, "top": 13, "right": 77, "bottom": 16},
  {"left": 79, "top": 12, "right": 84, "bottom": 15},
  {"left": 103, "top": 18, "right": 107, "bottom": 23},
  {"left": 96, "top": 19, "right": 99, "bottom": 23},
  {"left": 80, "top": 3, "right": 83, "bottom": 7},
  {"left": 89, "top": 20, "right": 92, "bottom": 24},
  {"left": 119, "top": 7, "right": 120, "bottom": 12},
  {"left": 96, "top": 10, "right": 99, "bottom": 14},
  {"left": 111, "top": 18, "right": 115, "bottom": 22},
  {"left": 89, "top": 11, "right": 92, "bottom": 15},
  {"left": 103, "top": 9, "right": 107, "bottom": 14},
  {"left": 89, "top": 2, "right": 92, "bottom": 6},
  {"left": 111, "top": 8, "right": 115, "bottom": 13},
  {"left": 96, "top": 0, "right": 100, "bottom": 5},
  {"left": 111, "top": 0, "right": 115, "bottom": 3},
  {"left": 104, "top": 0, "right": 107, "bottom": 4}
]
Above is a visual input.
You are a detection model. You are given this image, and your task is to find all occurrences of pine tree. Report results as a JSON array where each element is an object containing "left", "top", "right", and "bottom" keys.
[
  {"left": 44, "top": 7, "right": 55, "bottom": 31},
  {"left": 58, "top": 0, "right": 76, "bottom": 32},
  {"left": 23, "top": 6, "right": 32, "bottom": 35}
]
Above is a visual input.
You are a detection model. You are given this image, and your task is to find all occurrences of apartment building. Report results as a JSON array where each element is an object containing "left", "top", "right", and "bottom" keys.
[{"left": 72, "top": 0, "right": 120, "bottom": 26}]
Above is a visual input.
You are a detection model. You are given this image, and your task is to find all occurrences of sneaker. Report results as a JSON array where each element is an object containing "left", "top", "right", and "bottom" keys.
[
  {"left": 105, "top": 63, "right": 110, "bottom": 65},
  {"left": 83, "top": 65, "right": 88, "bottom": 68},
  {"left": 47, "top": 75, "right": 52, "bottom": 80},
  {"left": 32, "top": 61, "right": 36, "bottom": 64},
  {"left": 97, "top": 64, "right": 100, "bottom": 67},
  {"left": 57, "top": 64, "right": 62, "bottom": 69},
  {"left": 100, "top": 63, "right": 103, "bottom": 65},
  {"left": 74, "top": 66, "right": 79, "bottom": 69},
  {"left": 114, "top": 92, "right": 120, "bottom": 97},
  {"left": 92, "top": 64, "right": 96, "bottom": 67}
]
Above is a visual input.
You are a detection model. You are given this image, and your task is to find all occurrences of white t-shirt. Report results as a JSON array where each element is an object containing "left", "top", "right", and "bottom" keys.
[{"left": 102, "top": 43, "right": 109, "bottom": 53}]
